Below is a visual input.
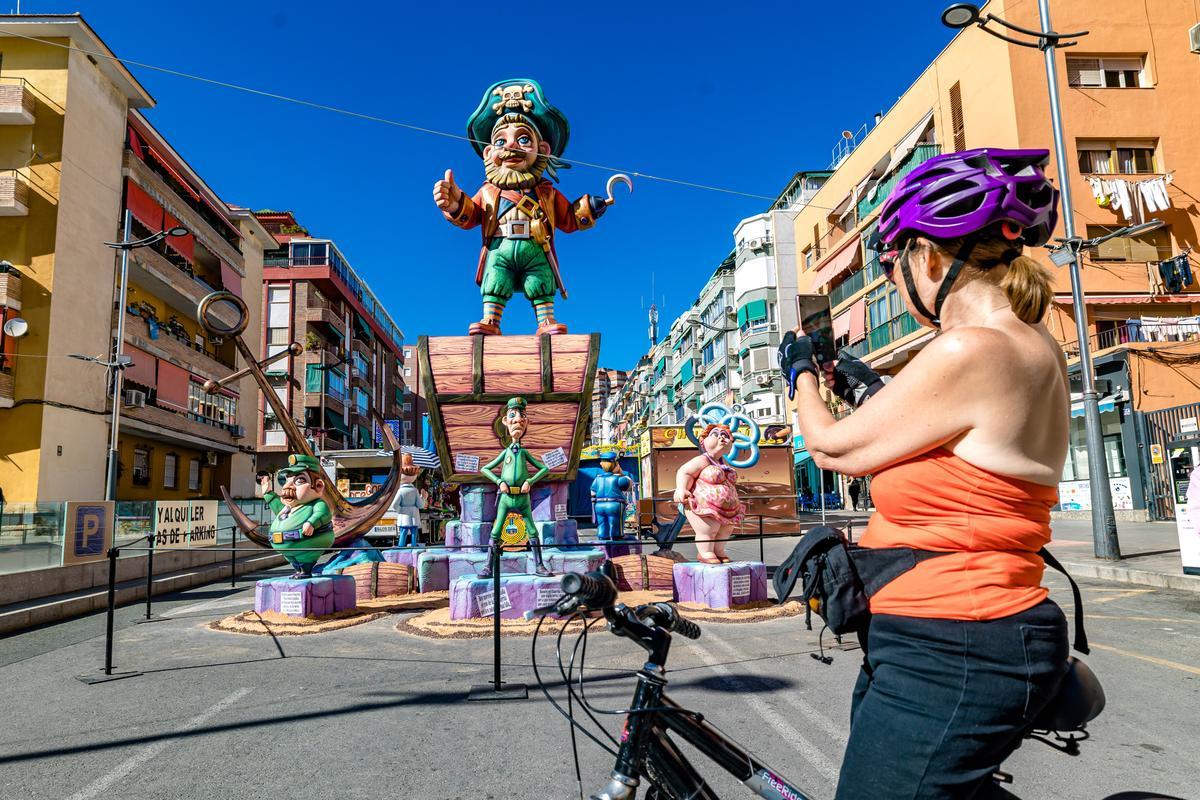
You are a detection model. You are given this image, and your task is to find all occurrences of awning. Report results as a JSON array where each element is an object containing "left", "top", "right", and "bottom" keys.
[
  {"left": 1054, "top": 293, "right": 1200, "bottom": 305},
  {"left": 833, "top": 309, "right": 851, "bottom": 340},
  {"left": 219, "top": 261, "right": 242, "bottom": 296},
  {"left": 124, "top": 346, "right": 157, "bottom": 388},
  {"left": 884, "top": 110, "right": 935, "bottom": 177},
  {"left": 1070, "top": 395, "right": 1118, "bottom": 418},
  {"left": 737, "top": 299, "right": 768, "bottom": 326},
  {"left": 401, "top": 445, "right": 441, "bottom": 470},
  {"left": 125, "top": 179, "right": 164, "bottom": 230},
  {"left": 813, "top": 236, "right": 862, "bottom": 289},
  {"left": 164, "top": 209, "right": 194, "bottom": 262},
  {"left": 680, "top": 359, "right": 694, "bottom": 384},
  {"left": 848, "top": 298, "right": 867, "bottom": 340},
  {"left": 156, "top": 361, "right": 191, "bottom": 411}
]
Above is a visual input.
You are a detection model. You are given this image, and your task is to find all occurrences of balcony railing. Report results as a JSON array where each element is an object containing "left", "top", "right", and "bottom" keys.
[
  {"left": 829, "top": 254, "right": 885, "bottom": 310},
  {"left": 866, "top": 312, "right": 921, "bottom": 353},
  {"left": 857, "top": 144, "right": 942, "bottom": 221},
  {"left": 1064, "top": 320, "right": 1200, "bottom": 359},
  {"left": 0, "top": 169, "right": 30, "bottom": 216}
]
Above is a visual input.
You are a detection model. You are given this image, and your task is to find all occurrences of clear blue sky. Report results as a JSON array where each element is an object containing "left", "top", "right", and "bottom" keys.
[{"left": 26, "top": 0, "right": 957, "bottom": 368}]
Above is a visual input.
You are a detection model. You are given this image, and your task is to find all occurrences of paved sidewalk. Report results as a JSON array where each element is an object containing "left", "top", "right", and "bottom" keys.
[{"left": 1047, "top": 517, "right": 1199, "bottom": 593}]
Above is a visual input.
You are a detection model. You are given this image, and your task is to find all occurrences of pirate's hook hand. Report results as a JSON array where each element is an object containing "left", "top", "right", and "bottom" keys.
[{"left": 601, "top": 174, "right": 633, "bottom": 208}]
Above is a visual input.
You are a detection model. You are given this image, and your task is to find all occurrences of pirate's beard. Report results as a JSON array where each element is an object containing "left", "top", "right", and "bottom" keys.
[{"left": 484, "top": 154, "right": 549, "bottom": 189}]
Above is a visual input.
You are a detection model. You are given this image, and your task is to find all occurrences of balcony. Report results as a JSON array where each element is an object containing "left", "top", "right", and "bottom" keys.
[
  {"left": 829, "top": 255, "right": 884, "bottom": 310},
  {"left": 0, "top": 170, "right": 30, "bottom": 216},
  {"left": 127, "top": 245, "right": 240, "bottom": 333},
  {"left": 1064, "top": 320, "right": 1200, "bottom": 360},
  {"left": 304, "top": 295, "right": 345, "bottom": 335},
  {"left": 0, "top": 78, "right": 35, "bottom": 125},
  {"left": 123, "top": 400, "right": 237, "bottom": 449},
  {"left": 303, "top": 385, "right": 347, "bottom": 414},
  {"left": 857, "top": 144, "right": 942, "bottom": 221},
  {"left": 867, "top": 312, "right": 921, "bottom": 353},
  {"left": 122, "top": 312, "right": 236, "bottom": 381}
]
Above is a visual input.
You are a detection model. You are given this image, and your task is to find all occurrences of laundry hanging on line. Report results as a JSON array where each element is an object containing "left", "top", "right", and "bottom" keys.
[{"left": 1085, "top": 174, "right": 1174, "bottom": 223}]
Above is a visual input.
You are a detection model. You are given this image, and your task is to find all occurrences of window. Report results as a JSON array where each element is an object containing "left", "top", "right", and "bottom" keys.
[
  {"left": 164, "top": 453, "right": 177, "bottom": 489},
  {"left": 949, "top": 81, "right": 966, "bottom": 152},
  {"left": 1067, "top": 56, "right": 1147, "bottom": 89},
  {"left": 1086, "top": 224, "right": 1172, "bottom": 262},
  {"left": 188, "top": 382, "right": 238, "bottom": 430},
  {"left": 188, "top": 459, "right": 200, "bottom": 491},
  {"left": 305, "top": 363, "right": 323, "bottom": 393},
  {"left": 1062, "top": 411, "right": 1125, "bottom": 481},
  {"left": 351, "top": 351, "right": 370, "bottom": 377},
  {"left": 327, "top": 368, "right": 347, "bottom": 401},
  {"left": 354, "top": 388, "right": 369, "bottom": 415},
  {"left": 132, "top": 446, "right": 151, "bottom": 486},
  {"left": 866, "top": 284, "right": 903, "bottom": 329},
  {"left": 1076, "top": 139, "right": 1157, "bottom": 175},
  {"left": 403, "top": 368, "right": 412, "bottom": 378}
]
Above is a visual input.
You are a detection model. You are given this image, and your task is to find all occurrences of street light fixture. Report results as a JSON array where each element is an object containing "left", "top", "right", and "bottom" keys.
[
  {"left": 684, "top": 311, "right": 738, "bottom": 334},
  {"left": 97, "top": 210, "right": 191, "bottom": 501},
  {"left": 940, "top": 2, "right": 1121, "bottom": 560}
]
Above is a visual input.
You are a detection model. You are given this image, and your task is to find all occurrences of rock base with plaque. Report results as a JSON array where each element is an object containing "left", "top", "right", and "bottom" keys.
[
  {"left": 254, "top": 575, "right": 357, "bottom": 618},
  {"left": 672, "top": 561, "right": 768, "bottom": 609},
  {"left": 449, "top": 574, "right": 569, "bottom": 620}
]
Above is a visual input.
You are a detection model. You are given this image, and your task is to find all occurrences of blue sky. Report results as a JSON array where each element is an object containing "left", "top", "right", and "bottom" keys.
[{"left": 24, "top": 0, "right": 957, "bottom": 368}]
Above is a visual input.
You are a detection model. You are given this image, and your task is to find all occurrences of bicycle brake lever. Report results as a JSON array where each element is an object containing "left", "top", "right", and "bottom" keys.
[{"left": 522, "top": 595, "right": 581, "bottom": 621}]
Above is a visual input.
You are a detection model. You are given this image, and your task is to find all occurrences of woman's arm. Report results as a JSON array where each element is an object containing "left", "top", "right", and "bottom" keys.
[
  {"left": 796, "top": 329, "right": 981, "bottom": 476},
  {"left": 673, "top": 456, "right": 705, "bottom": 504}
]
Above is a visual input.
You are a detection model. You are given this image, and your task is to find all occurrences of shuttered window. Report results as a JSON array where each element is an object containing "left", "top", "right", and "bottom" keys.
[
  {"left": 1067, "top": 56, "right": 1146, "bottom": 88},
  {"left": 949, "top": 82, "right": 965, "bottom": 152}
]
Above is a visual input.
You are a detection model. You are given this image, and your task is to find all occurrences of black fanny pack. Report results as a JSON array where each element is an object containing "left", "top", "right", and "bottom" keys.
[{"left": 773, "top": 525, "right": 1089, "bottom": 654}]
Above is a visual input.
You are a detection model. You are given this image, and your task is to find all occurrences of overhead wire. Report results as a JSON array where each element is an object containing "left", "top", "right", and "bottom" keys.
[{"left": 0, "top": 28, "right": 808, "bottom": 206}]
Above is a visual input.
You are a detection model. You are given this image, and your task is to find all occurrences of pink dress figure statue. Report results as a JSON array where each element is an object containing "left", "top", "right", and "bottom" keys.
[{"left": 673, "top": 423, "right": 746, "bottom": 563}]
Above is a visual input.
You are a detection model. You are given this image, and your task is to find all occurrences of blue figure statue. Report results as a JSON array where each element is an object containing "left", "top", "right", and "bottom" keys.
[{"left": 590, "top": 450, "right": 631, "bottom": 541}]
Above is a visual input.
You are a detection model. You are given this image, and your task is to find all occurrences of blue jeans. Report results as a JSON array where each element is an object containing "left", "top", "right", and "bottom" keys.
[{"left": 835, "top": 599, "right": 1069, "bottom": 800}]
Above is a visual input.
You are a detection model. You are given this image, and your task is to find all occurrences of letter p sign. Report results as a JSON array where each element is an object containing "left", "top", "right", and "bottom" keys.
[{"left": 75, "top": 505, "right": 107, "bottom": 556}]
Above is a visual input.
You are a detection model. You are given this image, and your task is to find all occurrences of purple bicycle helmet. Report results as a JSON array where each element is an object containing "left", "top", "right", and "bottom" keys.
[{"left": 876, "top": 148, "right": 1059, "bottom": 248}]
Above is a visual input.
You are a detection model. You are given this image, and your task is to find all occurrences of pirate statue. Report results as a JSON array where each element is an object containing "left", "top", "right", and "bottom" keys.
[
  {"left": 258, "top": 454, "right": 335, "bottom": 578},
  {"left": 433, "top": 78, "right": 631, "bottom": 336},
  {"left": 479, "top": 397, "right": 551, "bottom": 577},
  {"left": 590, "top": 450, "right": 632, "bottom": 541}
]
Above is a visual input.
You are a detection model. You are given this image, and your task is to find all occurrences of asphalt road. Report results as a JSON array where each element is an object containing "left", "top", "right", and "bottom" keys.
[{"left": 1, "top": 534, "right": 1197, "bottom": 800}]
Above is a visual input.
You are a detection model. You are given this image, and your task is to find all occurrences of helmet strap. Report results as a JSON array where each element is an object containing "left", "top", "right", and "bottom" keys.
[{"left": 899, "top": 237, "right": 979, "bottom": 328}]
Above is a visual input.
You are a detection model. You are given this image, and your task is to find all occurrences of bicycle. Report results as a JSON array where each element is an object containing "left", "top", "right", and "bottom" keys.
[
  {"left": 531, "top": 571, "right": 1106, "bottom": 800},
  {"left": 530, "top": 571, "right": 816, "bottom": 800}
]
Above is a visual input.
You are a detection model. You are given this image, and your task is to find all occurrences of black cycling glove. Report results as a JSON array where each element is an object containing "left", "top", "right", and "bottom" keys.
[
  {"left": 832, "top": 350, "right": 888, "bottom": 408},
  {"left": 778, "top": 331, "right": 818, "bottom": 400}
]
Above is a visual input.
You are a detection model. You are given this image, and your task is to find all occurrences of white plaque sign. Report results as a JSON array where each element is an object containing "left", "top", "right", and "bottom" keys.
[
  {"left": 279, "top": 591, "right": 304, "bottom": 616},
  {"left": 730, "top": 573, "right": 752, "bottom": 599},
  {"left": 542, "top": 447, "right": 568, "bottom": 469},
  {"left": 475, "top": 586, "right": 513, "bottom": 617},
  {"left": 455, "top": 453, "right": 481, "bottom": 473}
]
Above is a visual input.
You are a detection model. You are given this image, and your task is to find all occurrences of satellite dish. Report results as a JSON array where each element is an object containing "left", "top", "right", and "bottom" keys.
[
  {"left": 841, "top": 130, "right": 854, "bottom": 139},
  {"left": 2, "top": 317, "right": 28, "bottom": 338}
]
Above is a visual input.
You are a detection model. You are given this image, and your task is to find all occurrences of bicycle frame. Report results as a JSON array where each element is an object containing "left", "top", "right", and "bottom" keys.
[{"left": 592, "top": 667, "right": 814, "bottom": 800}]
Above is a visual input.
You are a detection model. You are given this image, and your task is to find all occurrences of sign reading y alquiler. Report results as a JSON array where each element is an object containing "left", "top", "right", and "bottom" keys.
[{"left": 154, "top": 500, "right": 218, "bottom": 548}]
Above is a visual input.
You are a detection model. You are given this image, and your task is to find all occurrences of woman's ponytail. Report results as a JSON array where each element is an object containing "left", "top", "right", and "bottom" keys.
[{"left": 1000, "top": 254, "right": 1054, "bottom": 323}]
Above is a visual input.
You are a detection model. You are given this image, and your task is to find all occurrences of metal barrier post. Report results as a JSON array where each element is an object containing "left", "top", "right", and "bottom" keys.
[
  {"left": 134, "top": 533, "right": 169, "bottom": 624},
  {"left": 78, "top": 545, "right": 141, "bottom": 684},
  {"left": 230, "top": 528, "right": 237, "bottom": 588},
  {"left": 758, "top": 515, "right": 765, "bottom": 563},
  {"left": 468, "top": 540, "right": 527, "bottom": 701}
]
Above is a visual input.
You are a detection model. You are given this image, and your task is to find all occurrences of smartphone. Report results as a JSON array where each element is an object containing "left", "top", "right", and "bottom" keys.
[{"left": 795, "top": 294, "right": 836, "bottom": 367}]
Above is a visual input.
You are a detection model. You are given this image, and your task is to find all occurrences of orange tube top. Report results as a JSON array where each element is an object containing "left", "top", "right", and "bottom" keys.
[{"left": 860, "top": 447, "right": 1058, "bottom": 621}]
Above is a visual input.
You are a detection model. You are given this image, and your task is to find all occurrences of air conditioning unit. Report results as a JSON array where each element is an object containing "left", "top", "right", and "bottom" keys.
[
  {"left": 696, "top": 365, "right": 706, "bottom": 377},
  {"left": 123, "top": 389, "right": 146, "bottom": 408},
  {"left": 231, "top": 425, "right": 246, "bottom": 439},
  {"left": 748, "top": 238, "right": 762, "bottom": 250},
  {"left": 724, "top": 305, "right": 735, "bottom": 316},
  {"left": 1190, "top": 23, "right": 1200, "bottom": 54},
  {"left": 205, "top": 451, "right": 219, "bottom": 466},
  {"left": 756, "top": 374, "right": 772, "bottom": 388}
]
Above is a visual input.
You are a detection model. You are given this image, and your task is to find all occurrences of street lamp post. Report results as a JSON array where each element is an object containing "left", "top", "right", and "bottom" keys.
[
  {"left": 88, "top": 211, "right": 190, "bottom": 501},
  {"left": 941, "top": 2, "right": 1121, "bottom": 560}
]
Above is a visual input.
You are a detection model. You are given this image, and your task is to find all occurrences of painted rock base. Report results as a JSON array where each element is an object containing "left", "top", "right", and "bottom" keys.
[
  {"left": 449, "top": 574, "right": 568, "bottom": 620},
  {"left": 254, "top": 575, "right": 357, "bottom": 618},
  {"left": 672, "top": 561, "right": 768, "bottom": 609}
]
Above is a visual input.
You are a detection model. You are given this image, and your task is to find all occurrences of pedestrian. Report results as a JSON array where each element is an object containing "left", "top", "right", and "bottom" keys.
[
  {"left": 848, "top": 479, "right": 861, "bottom": 512},
  {"left": 781, "top": 148, "right": 1071, "bottom": 798}
]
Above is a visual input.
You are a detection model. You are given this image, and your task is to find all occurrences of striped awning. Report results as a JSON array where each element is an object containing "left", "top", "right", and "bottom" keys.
[{"left": 401, "top": 445, "right": 441, "bottom": 470}]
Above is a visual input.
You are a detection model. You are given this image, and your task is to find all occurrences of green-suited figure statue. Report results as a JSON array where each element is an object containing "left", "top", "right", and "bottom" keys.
[
  {"left": 257, "top": 454, "right": 335, "bottom": 578},
  {"left": 479, "top": 397, "right": 551, "bottom": 577}
]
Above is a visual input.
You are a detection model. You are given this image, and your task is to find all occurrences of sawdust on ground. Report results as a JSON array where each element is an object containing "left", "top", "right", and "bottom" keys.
[{"left": 207, "top": 591, "right": 449, "bottom": 636}]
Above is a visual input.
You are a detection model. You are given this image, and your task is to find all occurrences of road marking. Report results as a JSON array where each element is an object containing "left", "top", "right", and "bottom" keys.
[
  {"left": 1088, "top": 613, "right": 1200, "bottom": 625},
  {"left": 66, "top": 688, "right": 251, "bottom": 800},
  {"left": 687, "top": 641, "right": 840, "bottom": 785},
  {"left": 703, "top": 632, "right": 848, "bottom": 746},
  {"left": 1091, "top": 643, "right": 1200, "bottom": 676},
  {"left": 1089, "top": 589, "right": 1156, "bottom": 604}
]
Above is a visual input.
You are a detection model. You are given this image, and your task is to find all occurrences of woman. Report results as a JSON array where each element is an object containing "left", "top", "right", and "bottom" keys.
[
  {"left": 673, "top": 423, "right": 746, "bottom": 563},
  {"left": 781, "top": 148, "right": 1070, "bottom": 799}
]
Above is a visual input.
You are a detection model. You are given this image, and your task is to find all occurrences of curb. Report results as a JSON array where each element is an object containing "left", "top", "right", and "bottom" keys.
[{"left": 1058, "top": 559, "right": 1200, "bottom": 594}]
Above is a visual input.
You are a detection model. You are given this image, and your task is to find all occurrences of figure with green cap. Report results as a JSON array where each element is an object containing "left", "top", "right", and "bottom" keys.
[
  {"left": 257, "top": 454, "right": 335, "bottom": 578},
  {"left": 433, "top": 78, "right": 631, "bottom": 337},
  {"left": 478, "top": 397, "right": 552, "bottom": 577},
  {"left": 590, "top": 450, "right": 632, "bottom": 541}
]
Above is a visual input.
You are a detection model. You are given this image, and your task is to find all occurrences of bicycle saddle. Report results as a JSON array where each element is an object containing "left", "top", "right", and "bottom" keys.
[{"left": 1031, "top": 656, "right": 1105, "bottom": 732}]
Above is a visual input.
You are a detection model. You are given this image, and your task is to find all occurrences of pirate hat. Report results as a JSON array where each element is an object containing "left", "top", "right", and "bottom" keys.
[{"left": 467, "top": 79, "right": 570, "bottom": 159}]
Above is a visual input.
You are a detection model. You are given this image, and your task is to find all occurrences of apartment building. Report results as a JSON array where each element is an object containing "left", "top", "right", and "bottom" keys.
[
  {"left": 586, "top": 367, "right": 628, "bottom": 445},
  {"left": 790, "top": 0, "right": 1200, "bottom": 519},
  {"left": 0, "top": 15, "right": 268, "bottom": 503},
  {"left": 255, "top": 211, "right": 409, "bottom": 470},
  {"left": 733, "top": 172, "right": 830, "bottom": 423}
]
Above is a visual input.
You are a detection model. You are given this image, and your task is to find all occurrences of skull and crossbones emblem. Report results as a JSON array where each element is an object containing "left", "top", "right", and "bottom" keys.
[{"left": 492, "top": 84, "right": 535, "bottom": 115}]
